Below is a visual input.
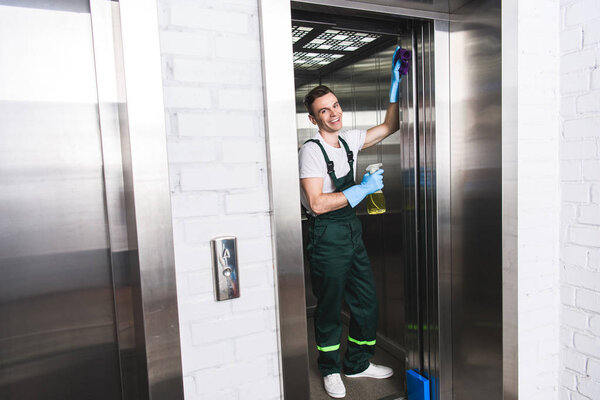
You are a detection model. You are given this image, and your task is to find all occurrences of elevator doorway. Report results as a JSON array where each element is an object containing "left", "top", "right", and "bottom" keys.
[{"left": 290, "top": 5, "right": 438, "bottom": 399}]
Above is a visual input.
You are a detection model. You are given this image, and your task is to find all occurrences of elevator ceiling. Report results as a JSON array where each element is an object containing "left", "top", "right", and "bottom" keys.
[
  {"left": 292, "top": 25, "right": 385, "bottom": 71},
  {"left": 291, "top": 9, "right": 409, "bottom": 88}
]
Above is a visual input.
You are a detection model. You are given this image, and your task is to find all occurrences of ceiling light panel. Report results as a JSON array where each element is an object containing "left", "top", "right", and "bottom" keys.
[
  {"left": 291, "top": 25, "right": 313, "bottom": 43},
  {"left": 303, "top": 29, "right": 380, "bottom": 52},
  {"left": 293, "top": 52, "right": 344, "bottom": 70}
]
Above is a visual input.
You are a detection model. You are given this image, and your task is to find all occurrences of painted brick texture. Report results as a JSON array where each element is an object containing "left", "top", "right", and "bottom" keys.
[
  {"left": 518, "top": 1, "right": 561, "bottom": 399},
  {"left": 560, "top": 0, "right": 600, "bottom": 399},
  {"left": 150, "top": 2, "right": 600, "bottom": 399},
  {"left": 156, "top": 1, "right": 281, "bottom": 399}
]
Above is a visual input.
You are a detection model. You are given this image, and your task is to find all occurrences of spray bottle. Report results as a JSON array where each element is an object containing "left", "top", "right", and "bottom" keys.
[{"left": 365, "top": 163, "right": 386, "bottom": 215}]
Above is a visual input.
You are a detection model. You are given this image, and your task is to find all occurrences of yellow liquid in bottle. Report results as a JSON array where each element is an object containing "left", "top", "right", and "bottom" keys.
[{"left": 367, "top": 190, "right": 386, "bottom": 215}]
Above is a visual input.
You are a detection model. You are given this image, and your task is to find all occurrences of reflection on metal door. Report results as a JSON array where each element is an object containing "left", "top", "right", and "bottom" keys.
[
  {"left": 0, "top": 1, "right": 123, "bottom": 399},
  {"left": 400, "top": 21, "right": 440, "bottom": 387}
]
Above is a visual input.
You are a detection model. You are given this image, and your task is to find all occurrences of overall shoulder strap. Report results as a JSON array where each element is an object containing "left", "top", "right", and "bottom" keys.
[
  {"left": 304, "top": 139, "right": 336, "bottom": 178},
  {"left": 338, "top": 136, "right": 354, "bottom": 175}
]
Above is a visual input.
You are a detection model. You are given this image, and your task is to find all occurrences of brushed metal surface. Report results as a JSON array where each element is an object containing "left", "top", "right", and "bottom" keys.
[
  {"left": 0, "top": 2, "right": 121, "bottom": 399},
  {"left": 89, "top": 1, "right": 142, "bottom": 398},
  {"left": 433, "top": 19, "right": 452, "bottom": 400},
  {"left": 211, "top": 237, "right": 241, "bottom": 301},
  {"left": 418, "top": 21, "right": 439, "bottom": 392},
  {"left": 343, "top": 0, "right": 475, "bottom": 14},
  {"left": 293, "top": 0, "right": 451, "bottom": 21},
  {"left": 117, "top": 1, "right": 184, "bottom": 398},
  {"left": 400, "top": 26, "right": 420, "bottom": 375},
  {"left": 501, "top": 0, "right": 518, "bottom": 398},
  {"left": 400, "top": 24, "right": 442, "bottom": 398},
  {"left": 348, "top": 0, "right": 450, "bottom": 13},
  {"left": 449, "top": 1, "right": 503, "bottom": 399},
  {"left": 258, "top": 1, "right": 310, "bottom": 399}
]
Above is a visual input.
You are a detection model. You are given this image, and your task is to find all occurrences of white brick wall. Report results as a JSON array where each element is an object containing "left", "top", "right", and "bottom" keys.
[
  {"left": 156, "top": 1, "right": 281, "bottom": 399},
  {"left": 559, "top": 1, "right": 600, "bottom": 399},
  {"left": 151, "top": 1, "right": 600, "bottom": 399},
  {"left": 518, "top": 1, "right": 561, "bottom": 398}
]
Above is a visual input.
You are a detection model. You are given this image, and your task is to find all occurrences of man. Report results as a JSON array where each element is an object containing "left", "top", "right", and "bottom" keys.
[{"left": 298, "top": 47, "right": 408, "bottom": 399}]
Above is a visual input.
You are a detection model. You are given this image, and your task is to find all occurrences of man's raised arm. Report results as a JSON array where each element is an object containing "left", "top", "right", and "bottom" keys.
[{"left": 363, "top": 46, "right": 411, "bottom": 150}]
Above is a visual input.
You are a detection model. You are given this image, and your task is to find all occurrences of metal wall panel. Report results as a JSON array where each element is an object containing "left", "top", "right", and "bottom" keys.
[
  {"left": 259, "top": 1, "right": 310, "bottom": 399},
  {"left": 117, "top": 1, "right": 184, "bottom": 398},
  {"left": 449, "top": 0, "right": 503, "bottom": 399},
  {"left": 294, "top": 0, "right": 451, "bottom": 20},
  {"left": 0, "top": 2, "right": 122, "bottom": 398},
  {"left": 0, "top": 2, "right": 184, "bottom": 399},
  {"left": 433, "top": 18, "right": 452, "bottom": 400},
  {"left": 400, "top": 23, "right": 442, "bottom": 399},
  {"left": 502, "top": 0, "right": 519, "bottom": 398}
]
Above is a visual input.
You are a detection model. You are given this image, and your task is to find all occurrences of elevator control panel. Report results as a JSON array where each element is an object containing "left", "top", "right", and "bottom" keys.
[{"left": 211, "top": 236, "right": 240, "bottom": 301}]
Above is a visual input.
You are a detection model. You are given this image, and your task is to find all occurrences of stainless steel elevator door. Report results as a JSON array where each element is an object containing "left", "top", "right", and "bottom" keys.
[{"left": 0, "top": 2, "right": 122, "bottom": 399}]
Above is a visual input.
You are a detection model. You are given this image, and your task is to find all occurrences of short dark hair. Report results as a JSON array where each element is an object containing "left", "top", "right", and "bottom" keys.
[{"left": 303, "top": 85, "right": 336, "bottom": 116}]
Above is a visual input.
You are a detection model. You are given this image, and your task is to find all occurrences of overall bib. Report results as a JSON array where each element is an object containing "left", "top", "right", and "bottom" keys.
[{"left": 306, "top": 137, "right": 378, "bottom": 377}]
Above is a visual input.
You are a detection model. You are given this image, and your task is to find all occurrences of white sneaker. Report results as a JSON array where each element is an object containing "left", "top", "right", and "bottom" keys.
[
  {"left": 345, "top": 362, "right": 394, "bottom": 379},
  {"left": 323, "top": 373, "right": 346, "bottom": 398}
]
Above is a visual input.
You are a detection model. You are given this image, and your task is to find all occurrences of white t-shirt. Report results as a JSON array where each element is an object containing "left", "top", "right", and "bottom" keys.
[{"left": 298, "top": 129, "right": 366, "bottom": 215}]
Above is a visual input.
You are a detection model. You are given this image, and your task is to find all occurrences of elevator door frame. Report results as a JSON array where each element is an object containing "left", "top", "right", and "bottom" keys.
[
  {"left": 93, "top": 1, "right": 185, "bottom": 398},
  {"left": 259, "top": 1, "right": 453, "bottom": 399}
]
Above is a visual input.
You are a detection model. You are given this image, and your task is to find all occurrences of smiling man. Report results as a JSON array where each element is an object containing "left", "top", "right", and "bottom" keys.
[{"left": 298, "top": 47, "right": 409, "bottom": 399}]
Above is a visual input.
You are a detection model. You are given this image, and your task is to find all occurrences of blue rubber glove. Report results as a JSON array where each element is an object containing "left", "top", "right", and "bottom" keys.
[
  {"left": 342, "top": 169, "right": 384, "bottom": 208},
  {"left": 389, "top": 46, "right": 402, "bottom": 103}
]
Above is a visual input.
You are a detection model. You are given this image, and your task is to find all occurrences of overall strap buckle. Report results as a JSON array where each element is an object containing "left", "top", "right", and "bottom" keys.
[
  {"left": 346, "top": 150, "right": 354, "bottom": 164},
  {"left": 327, "top": 161, "right": 335, "bottom": 174},
  {"left": 338, "top": 136, "right": 354, "bottom": 166}
]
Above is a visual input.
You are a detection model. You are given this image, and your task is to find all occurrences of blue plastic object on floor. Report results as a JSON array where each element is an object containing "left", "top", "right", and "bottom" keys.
[{"left": 406, "top": 369, "right": 430, "bottom": 400}]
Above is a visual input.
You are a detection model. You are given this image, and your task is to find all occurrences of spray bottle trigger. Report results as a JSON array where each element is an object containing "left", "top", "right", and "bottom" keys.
[{"left": 365, "top": 163, "right": 383, "bottom": 174}]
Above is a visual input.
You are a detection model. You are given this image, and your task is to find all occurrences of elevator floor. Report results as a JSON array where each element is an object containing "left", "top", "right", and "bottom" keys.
[{"left": 307, "top": 317, "right": 406, "bottom": 400}]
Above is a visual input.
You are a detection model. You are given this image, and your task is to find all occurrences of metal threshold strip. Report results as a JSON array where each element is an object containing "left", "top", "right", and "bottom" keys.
[{"left": 378, "top": 394, "right": 407, "bottom": 400}]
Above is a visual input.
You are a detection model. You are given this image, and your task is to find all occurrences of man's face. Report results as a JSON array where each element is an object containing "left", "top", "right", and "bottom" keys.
[{"left": 308, "top": 92, "right": 343, "bottom": 134}]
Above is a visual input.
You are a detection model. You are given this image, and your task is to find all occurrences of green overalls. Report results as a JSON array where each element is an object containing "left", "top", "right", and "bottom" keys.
[{"left": 305, "top": 137, "right": 378, "bottom": 377}]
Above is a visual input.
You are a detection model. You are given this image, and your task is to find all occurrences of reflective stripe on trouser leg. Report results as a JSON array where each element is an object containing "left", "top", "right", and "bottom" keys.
[
  {"left": 348, "top": 337, "right": 376, "bottom": 346},
  {"left": 317, "top": 343, "right": 340, "bottom": 352},
  {"left": 343, "top": 217, "right": 378, "bottom": 375}
]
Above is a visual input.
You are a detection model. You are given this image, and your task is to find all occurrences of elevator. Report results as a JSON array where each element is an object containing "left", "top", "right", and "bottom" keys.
[
  {"left": 260, "top": 0, "right": 506, "bottom": 399},
  {"left": 0, "top": 2, "right": 183, "bottom": 399},
  {"left": 292, "top": 7, "right": 437, "bottom": 399}
]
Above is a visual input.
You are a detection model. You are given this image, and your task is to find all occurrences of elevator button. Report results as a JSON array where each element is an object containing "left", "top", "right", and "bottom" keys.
[{"left": 210, "top": 236, "right": 240, "bottom": 301}]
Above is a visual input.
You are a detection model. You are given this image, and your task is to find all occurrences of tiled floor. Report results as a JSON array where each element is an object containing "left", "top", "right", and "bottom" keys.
[{"left": 307, "top": 317, "right": 406, "bottom": 400}]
